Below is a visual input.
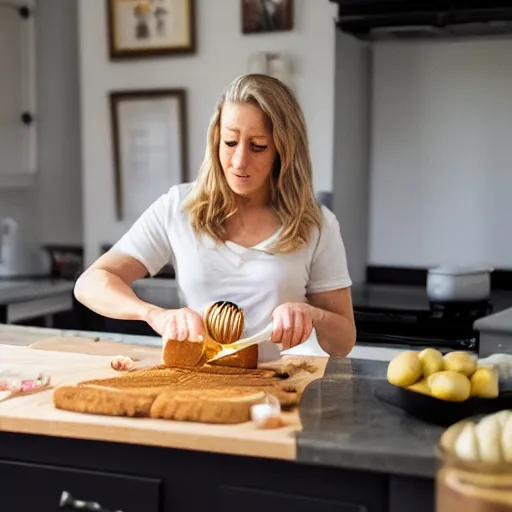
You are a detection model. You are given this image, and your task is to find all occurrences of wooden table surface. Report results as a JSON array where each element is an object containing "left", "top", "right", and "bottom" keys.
[{"left": 0, "top": 337, "right": 327, "bottom": 461}]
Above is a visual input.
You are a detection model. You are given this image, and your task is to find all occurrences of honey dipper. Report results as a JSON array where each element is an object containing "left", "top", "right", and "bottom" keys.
[
  {"left": 204, "top": 301, "right": 258, "bottom": 367},
  {"left": 204, "top": 301, "right": 279, "bottom": 364},
  {"left": 204, "top": 301, "right": 245, "bottom": 344}
]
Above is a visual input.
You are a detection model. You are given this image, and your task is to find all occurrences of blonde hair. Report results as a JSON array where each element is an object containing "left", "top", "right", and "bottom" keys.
[{"left": 182, "top": 73, "right": 322, "bottom": 253}]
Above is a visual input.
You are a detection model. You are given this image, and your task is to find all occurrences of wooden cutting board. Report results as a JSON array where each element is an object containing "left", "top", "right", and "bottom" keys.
[
  {"left": 29, "top": 336, "right": 161, "bottom": 366},
  {"left": 0, "top": 343, "right": 328, "bottom": 461}
]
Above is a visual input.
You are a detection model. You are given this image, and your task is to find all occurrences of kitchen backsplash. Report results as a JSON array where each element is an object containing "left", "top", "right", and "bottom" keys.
[{"left": 368, "top": 38, "right": 512, "bottom": 269}]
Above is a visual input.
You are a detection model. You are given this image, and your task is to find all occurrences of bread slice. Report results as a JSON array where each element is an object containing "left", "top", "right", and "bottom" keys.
[
  {"left": 53, "top": 385, "right": 158, "bottom": 417},
  {"left": 150, "top": 387, "right": 266, "bottom": 424}
]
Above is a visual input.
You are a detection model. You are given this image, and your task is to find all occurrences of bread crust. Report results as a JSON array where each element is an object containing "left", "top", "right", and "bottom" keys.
[{"left": 150, "top": 387, "right": 266, "bottom": 423}]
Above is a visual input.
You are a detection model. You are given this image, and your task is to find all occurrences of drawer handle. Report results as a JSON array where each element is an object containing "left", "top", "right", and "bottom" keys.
[{"left": 59, "top": 490, "right": 124, "bottom": 512}]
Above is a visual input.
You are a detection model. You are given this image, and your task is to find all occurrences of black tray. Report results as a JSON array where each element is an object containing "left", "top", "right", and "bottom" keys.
[{"left": 375, "top": 379, "right": 512, "bottom": 427}]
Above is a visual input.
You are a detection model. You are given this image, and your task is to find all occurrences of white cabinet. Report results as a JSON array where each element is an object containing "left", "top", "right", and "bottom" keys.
[{"left": 0, "top": 0, "right": 36, "bottom": 188}]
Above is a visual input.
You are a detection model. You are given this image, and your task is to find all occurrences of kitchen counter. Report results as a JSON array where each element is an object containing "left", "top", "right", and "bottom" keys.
[
  {"left": 0, "top": 326, "right": 438, "bottom": 512},
  {"left": 0, "top": 278, "right": 74, "bottom": 324},
  {"left": 297, "top": 357, "right": 443, "bottom": 478}
]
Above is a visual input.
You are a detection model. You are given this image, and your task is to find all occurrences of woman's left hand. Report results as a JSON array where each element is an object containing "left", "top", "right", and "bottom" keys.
[{"left": 271, "top": 302, "right": 315, "bottom": 350}]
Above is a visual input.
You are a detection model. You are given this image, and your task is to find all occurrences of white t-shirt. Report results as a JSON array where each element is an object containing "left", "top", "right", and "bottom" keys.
[{"left": 112, "top": 182, "right": 352, "bottom": 361}]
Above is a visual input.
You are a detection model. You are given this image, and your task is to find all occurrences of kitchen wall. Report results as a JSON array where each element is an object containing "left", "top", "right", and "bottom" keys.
[
  {"left": 78, "top": 0, "right": 338, "bottom": 266},
  {"left": 0, "top": 0, "right": 82, "bottom": 245},
  {"left": 36, "top": 0, "right": 83, "bottom": 245},
  {"left": 368, "top": 38, "right": 512, "bottom": 270},
  {"left": 332, "top": 32, "right": 371, "bottom": 285}
]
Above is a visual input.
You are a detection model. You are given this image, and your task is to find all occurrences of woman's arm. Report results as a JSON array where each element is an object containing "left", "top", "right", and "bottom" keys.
[
  {"left": 74, "top": 250, "right": 205, "bottom": 340},
  {"left": 74, "top": 251, "right": 161, "bottom": 323},
  {"left": 307, "top": 287, "right": 356, "bottom": 356}
]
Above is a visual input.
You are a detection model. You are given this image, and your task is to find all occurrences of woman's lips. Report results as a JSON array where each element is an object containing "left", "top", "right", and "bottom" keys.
[{"left": 233, "top": 173, "right": 250, "bottom": 180}]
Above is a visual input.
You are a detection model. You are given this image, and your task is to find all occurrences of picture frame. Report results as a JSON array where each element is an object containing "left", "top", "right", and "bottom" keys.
[
  {"left": 109, "top": 89, "right": 188, "bottom": 221},
  {"left": 106, "top": 0, "right": 196, "bottom": 59},
  {"left": 241, "top": 0, "right": 293, "bottom": 34}
]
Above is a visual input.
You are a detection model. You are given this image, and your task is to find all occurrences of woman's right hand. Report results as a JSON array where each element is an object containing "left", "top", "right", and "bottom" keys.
[{"left": 145, "top": 306, "right": 205, "bottom": 342}]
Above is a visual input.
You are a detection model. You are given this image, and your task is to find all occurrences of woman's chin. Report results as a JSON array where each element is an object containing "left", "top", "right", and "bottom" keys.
[
  {"left": 225, "top": 175, "right": 269, "bottom": 201},
  {"left": 227, "top": 179, "right": 254, "bottom": 196}
]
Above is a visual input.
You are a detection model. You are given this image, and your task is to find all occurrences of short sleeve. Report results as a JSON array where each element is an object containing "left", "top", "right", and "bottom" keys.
[
  {"left": 306, "top": 208, "right": 352, "bottom": 295},
  {"left": 111, "top": 187, "right": 177, "bottom": 276}
]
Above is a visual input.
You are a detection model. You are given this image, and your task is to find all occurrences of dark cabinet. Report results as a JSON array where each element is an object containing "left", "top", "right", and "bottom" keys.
[
  {"left": 0, "top": 431, "right": 435, "bottom": 512},
  {"left": 218, "top": 485, "right": 369, "bottom": 511},
  {"left": 0, "top": 461, "right": 161, "bottom": 512}
]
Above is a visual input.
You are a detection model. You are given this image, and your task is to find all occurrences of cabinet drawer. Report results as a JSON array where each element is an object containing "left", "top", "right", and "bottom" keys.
[
  {"left": 218, "top": 485, "right": 367, "bottom": 512},
  {"left": 0, "top": 460, "right": 161, "bottom": 512}
]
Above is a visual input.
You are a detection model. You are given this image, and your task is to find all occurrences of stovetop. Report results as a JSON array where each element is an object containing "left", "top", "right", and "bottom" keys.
[{"left": 351, "top": 284, "right": 512, "bottom": 353}]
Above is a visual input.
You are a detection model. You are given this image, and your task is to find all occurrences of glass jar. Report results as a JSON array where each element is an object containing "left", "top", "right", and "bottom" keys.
[{"left": 436, "top": 414, "right": 512, "bottom": 512}]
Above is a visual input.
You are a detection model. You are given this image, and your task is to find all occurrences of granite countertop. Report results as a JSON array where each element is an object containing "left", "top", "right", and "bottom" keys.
[
  {"left": 297, "top": 357, "right": 444, "bottom": 479},
  {"left": 0, "top": 279, "right": 75, "bottom": 305}
]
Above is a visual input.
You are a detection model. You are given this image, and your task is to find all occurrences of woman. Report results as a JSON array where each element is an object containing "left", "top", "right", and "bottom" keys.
[{"left": 74, "top": 74, "right": 356, "bottom": 362}]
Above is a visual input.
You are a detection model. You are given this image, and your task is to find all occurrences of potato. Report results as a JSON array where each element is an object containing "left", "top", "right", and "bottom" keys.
[
  {"left": 406, "top": 377, "right": 431, "bottom": 396},
  {"left": 387, "top": 351, "right": 422, "bottom": 387},
  {"left": 470, "top": 366, "right": 499, "bottom": 399},
  {"left": 443, "top": 351, "right": 477, "bottom": 377},
  {"left": 428, "top": 371, "right": 471, "bottom": 402},
  {"left": 418, "top": 348, "right": 444, "bottom": 377}
]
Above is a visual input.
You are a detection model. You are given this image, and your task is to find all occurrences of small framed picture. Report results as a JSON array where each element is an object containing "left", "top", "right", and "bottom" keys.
[
  {"left": 109, "top": 89, "right": 188, "bottom": 221},
  {"left": 107, "top": 0, "right": 196, "bottom": 59},
  {"left": 241, "top": 0, "right": 293, "bottom": 34}
]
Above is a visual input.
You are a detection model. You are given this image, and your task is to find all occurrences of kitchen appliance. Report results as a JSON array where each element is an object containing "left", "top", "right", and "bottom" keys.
[
  {"left": 329, "top": 0, "right": 512, "bottom": 41},
  {"left": 427, "top": 266, "right": 493, "bottom": 303},
  {"left": 353, "top": 285, "right": 495, "bottom": 354},
  {"left": 0, "top": 217, "right": 50, "bottom": 277}
]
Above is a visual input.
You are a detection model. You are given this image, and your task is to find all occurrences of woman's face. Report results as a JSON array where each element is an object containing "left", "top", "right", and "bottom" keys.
[{"left": 218, "top": 101, "right": 277, "bottom": 203}]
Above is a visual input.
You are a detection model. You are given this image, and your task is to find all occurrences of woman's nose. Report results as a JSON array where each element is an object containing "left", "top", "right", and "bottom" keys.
[{"left": 232, "top": 143, "right": 248, "bottom": 169}]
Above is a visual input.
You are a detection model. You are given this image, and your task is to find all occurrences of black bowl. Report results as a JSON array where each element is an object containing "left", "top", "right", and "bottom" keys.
[{"left": 375, "top": 379, "right": 512, "bottom": 427}]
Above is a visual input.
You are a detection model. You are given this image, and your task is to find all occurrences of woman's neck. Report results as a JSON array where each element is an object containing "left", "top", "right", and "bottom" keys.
[{"left": 234, "top": 187, "right": 271, "bottom": 212}]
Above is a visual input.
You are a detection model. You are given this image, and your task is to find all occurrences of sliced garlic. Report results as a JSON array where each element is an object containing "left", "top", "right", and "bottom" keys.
[
  {"left": 493, "top": 410, "right": 511, "bottom": 429},
  {"left": 455, "top": 422, "right": 480, "bottom": 461},
  {"left": 440, "top": 421, "right": 467, "bottom": 453},
  {"left": 475, "top": 414, "right": 503, "bottom": 463},
  {"left": 502, "top": 414, "right": 512, "bottom": 463}
]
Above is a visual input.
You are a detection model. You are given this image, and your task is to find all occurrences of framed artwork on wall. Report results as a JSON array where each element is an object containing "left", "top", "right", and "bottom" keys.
[
  {"left": 109, "top": 89, "right": 188, "bottom": 221},
  {"left": 241, "top": 0, "right": 293, "bottom": 34},
  {"left": 106, "top": 0, "right": 196, "bottom": 59}
]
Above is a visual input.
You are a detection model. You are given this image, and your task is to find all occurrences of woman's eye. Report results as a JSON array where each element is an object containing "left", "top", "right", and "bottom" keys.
[
  {"left": 224, "top": 140, "right": 237, "bottom": 147},
  {"left": 251, "top": 143, "right": 267, "bottom": 152}
]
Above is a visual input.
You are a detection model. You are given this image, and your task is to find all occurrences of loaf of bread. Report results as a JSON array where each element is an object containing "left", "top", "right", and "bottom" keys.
[
  {"left": 51, "top": 361, "right": 314, "bottom": 423},
  {"left": 209, "top": 344, "right": 258, "bottom": 370},
  {"left": 161, "top": 338, "right": 206, "bottom": 368},
  {"left": 161, "top": 335, "right": 258, "bottom": 370}
]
